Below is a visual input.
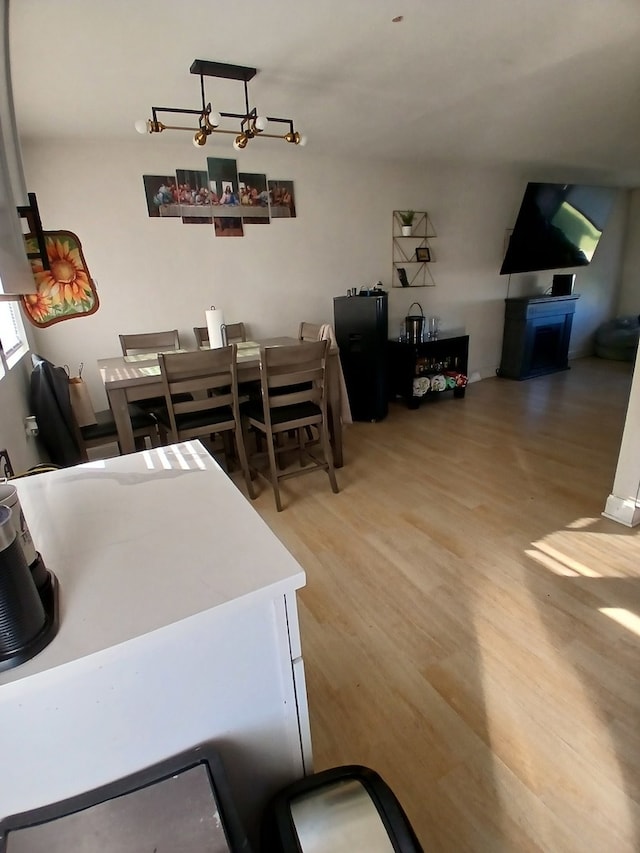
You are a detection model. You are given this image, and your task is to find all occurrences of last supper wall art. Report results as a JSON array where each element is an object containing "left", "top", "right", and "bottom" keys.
[{"left": 142, "top": 156, "right": 296, "bottom": 237}]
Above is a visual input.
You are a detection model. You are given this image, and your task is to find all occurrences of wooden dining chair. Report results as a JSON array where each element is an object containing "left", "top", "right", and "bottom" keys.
[
  {"left": 298, "top": 322, "right": 322, "bottom": 342},
  {"left": 193, "top": 322, "right": 247, "bottom": 348},
  {"left": 156, "top": 346, "right": 253, "bottom": 497},
  {"left": 242, "top": 339, "right": 339, "bottom": 511},
  {"left": 119, "top": 330, "right": 183, "bottom": 421},
  {"left": 193, "top": 326, "right": 208, "bottom": 348},
  {"left": 64, "top": 370, "right": 157, "bottom": 460},
  {"left": 119, "top": 329, "right": 181, "bottom": 356},
  {"left": 195, "top": 322, "right": 258, "bottom": 403},
  {"left": 71, "top": 404, "right": 158, "bottom": 461}
]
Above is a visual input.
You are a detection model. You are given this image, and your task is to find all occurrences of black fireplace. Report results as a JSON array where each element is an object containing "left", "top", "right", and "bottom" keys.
[{"left": 498, "top": 295, "right": 579, "bottom": 380}]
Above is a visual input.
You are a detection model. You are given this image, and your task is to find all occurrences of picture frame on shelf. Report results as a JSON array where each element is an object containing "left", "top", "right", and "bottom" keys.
[
  {"left": 396, "top": 267, "right": 409, "bottom": 288},
  {"left": 415, "top": 247, "right": 431, "bottom": 262}
]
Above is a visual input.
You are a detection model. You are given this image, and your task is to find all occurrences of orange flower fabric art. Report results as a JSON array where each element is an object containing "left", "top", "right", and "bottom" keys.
[
  {"left": 23, "top": 291, "right": 53, "bottom": 323},
  {"left": 21, "top": 231, "right": 99, "bottom": 327}
]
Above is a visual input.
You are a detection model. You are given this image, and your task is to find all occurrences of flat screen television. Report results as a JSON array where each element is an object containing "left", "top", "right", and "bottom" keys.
[{"left": 500, "top": 182, "right": 617, "bottom": 275}]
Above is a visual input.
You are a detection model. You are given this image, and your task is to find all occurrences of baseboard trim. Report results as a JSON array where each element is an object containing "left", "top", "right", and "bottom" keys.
[{"left": 602, "top": 494, "right": 640, "bottom": 527}]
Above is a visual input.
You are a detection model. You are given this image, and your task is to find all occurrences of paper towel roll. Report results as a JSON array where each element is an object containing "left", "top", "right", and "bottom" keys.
[{"left": 205, "top": 308, "right": 225, "bottom": 349}]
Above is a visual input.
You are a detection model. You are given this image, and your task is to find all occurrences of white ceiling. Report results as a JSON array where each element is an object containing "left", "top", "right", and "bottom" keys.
[{"left": 9, "top": 0, "right": 640, "bottom": 183}]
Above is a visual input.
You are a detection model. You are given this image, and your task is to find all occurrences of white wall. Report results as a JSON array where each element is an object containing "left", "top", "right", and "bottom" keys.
[
  {"left": 0, "top": 139, "right": 633, "bottom": 467},
  {"left": 16, "top": 138, "right": 628, "bottom": 411}
]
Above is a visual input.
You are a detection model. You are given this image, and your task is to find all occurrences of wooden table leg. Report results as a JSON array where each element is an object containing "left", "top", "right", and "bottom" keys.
[
  {"left": 107, "top": 387, "right": 135, "bottom": 455},
  {"left": 327, "top": 352, "right": 344, "bottom": 468}
]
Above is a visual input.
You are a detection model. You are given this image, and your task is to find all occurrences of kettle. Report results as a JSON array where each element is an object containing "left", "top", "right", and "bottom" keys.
[{"left": 405, "top": 302, "right": 425, "bottom": 344}]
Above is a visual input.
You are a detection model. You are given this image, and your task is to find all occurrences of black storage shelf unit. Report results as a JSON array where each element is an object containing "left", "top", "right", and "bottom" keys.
[
  {"left": 498, "top": 294, "right": 579, "bottom": 380},
  {"left": 388, "top": 333, "right": 469, "bottom": 409}
]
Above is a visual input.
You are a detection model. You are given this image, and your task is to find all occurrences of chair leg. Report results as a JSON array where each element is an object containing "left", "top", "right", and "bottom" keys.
[
  {"left": 234, "top": 425, "right": 255, "bottom": 500},
  {"left": 320, "top": 421, "right": 339, "bottom": 494},
  {"left": 276, "top": 433, "right": 287, "bottom": 469},
  {"left": 266, "top": 433, "right": 283, "bottom": 511},
  {"left": 221, "top": 431, "right": 235, "bottom": 470},
  {"left": 156, "top": 422, "right": 170, "bottom": 446},
  {"left": 147, "top": 424, "right": 159, "bottom": 448},
  {"left": 297, "top": 427, "right": 306, "bottom": 467}
]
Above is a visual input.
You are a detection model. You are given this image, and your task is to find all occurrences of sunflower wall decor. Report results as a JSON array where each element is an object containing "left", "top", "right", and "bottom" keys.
[{"left": 21, "top": 231, "right": 99, "bottom": 327}]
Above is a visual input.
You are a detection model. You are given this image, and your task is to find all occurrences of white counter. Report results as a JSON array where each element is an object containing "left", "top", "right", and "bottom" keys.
[{"left": 0, "top": 441, "right": 311, "bottom": 843}]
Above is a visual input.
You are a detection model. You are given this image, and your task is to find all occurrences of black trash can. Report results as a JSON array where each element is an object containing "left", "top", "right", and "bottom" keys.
[{"left": 262, "top": 764, "right": 422, "bottom": 852}]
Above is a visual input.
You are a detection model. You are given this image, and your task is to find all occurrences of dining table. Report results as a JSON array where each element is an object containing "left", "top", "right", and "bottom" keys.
[{"left": 98, "top": 337, "right": 344, "bottom": 468}]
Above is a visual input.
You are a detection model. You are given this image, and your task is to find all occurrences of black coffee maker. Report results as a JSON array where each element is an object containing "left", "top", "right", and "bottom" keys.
[{"left": 0, "top": 503, "right": 59, "bottom": 672}]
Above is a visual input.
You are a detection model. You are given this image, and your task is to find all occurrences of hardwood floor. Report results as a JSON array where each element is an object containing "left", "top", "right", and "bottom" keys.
[{"left": 246, "top": 356, "right": 639, "bottom": 852}]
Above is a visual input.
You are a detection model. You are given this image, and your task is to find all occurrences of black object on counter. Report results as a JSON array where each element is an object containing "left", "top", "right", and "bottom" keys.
[{"left": 0, "top": 505, "right": 59, "bottom": 672}]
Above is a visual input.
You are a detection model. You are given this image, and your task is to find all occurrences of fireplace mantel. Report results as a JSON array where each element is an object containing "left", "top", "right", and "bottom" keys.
[{"left": 498, "top": 294, "right": 580, "bottom": 380}]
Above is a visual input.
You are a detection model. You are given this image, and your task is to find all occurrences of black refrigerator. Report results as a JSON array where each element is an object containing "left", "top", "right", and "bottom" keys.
[{"left": 333, "top": 293, "right": 388, "bottom": 422}]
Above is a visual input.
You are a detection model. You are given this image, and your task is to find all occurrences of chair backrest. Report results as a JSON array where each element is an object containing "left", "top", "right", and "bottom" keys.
[
  {"left": 119, "top": 329, "right": 180, "bottom": 356},
  {"left": 193, "top": 322, "right": 247, "bottom": 348},
  {"left": 158, "top": 347, "right": 240, "bottom": 439},
  {"left": 193, "top": 326, "right": 208, "bottom": 348},
  {"left": 224, "top": 322, "right": 247, "bottom": 344},
  {"left": 260, "top": 340, "right": 329, "bottom": 421},
  {"left": 298, "top": 322, "right": 322, "bottom": 342}
]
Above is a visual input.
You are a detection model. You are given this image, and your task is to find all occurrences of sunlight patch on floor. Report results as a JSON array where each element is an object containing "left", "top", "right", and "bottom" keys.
[
  {"left": 599, "top": 607, "right": 640, "bottom": 638},
  {"left": 525, "top": 548, "right": 581, "bottom": 577},
  {"left": 527, "top": 540, "right": 602, "bottom": 578},
  {"left": 565, "top": 517, "right": 599, "bottom": 530}
]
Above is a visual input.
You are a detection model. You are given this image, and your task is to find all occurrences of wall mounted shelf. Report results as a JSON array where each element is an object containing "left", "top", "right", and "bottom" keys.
[{"left": 392, "top": 210, "right": 436, "bottom": 288}]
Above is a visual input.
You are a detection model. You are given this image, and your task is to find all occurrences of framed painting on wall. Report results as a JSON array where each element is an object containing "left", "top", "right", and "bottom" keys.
[
  {"left": 142, "top": 174, "right": 180, "bottom": 218},
  {"left": 238, "top": 171, "right": 270, "bottom": 224},
  {"left": 268, "top": 180, "right": 296, "bottom": 218},
  {"left": 176, "top": 168, "right": 212, "bottom": 223}
]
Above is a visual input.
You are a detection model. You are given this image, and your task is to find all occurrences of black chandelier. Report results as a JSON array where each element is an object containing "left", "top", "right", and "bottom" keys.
[{"left": 135, "top": 59, "right": 307, "bottom": 150}]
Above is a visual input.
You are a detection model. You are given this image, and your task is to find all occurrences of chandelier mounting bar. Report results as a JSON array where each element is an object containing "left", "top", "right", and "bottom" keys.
[
  {"left": 189, "top": 59, "right": 257, "bottom": 82},
  {"left": 135, "top": 59, "right": 306, "bottom": 150}
]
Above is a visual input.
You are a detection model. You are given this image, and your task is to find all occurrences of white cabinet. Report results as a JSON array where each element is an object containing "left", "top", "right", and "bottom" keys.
[{"left": 0, "top": 441, "right": 311, "bottom": 843}]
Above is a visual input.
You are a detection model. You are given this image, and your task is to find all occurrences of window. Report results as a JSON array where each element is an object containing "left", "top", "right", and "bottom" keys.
[{"left": 0, "top": 298, "right": 28, "bottom": 377}]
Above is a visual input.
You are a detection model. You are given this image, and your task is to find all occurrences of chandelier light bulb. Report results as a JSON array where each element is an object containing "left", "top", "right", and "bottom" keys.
[
  {"left": 193, "top": 129, "right": 208, "bottom": 147},
  {"left": 209, "top": 111, "right": 221, "bottom": 128},
  {"left": 233, "top": 133, "right": 248, "bottom": 150},
  {"left": 134, "top": 119, "right": 150, "bottom": 135},
  {"left": 254, "top": 115, "right": 268, "bottom": 132},
  {"left": 285, "top": 130, "right": 306, "bottom": 145}
]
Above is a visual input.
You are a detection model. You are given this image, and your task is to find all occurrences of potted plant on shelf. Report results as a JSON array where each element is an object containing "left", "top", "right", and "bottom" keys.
[{"left": 399, "top": 210, "right": 415, "bottom": 236}]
